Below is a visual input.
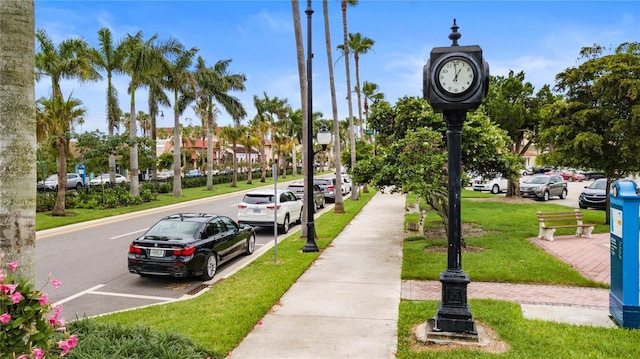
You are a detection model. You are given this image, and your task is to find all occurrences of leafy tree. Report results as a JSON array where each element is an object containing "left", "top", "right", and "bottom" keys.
[
  {"left": 219, "top": 126, "right": 244, "bottom": 187},
  {"left": 359, "top": 96, "right": 510, "bottom": 229},
  {"left": 537, "top": 42, "right": 640, "bottom": 222},
  {"left": 0, "top": 0, "right": 37, "bottom": 280},
  {"left": 483, "top": 71, "right": 558, "bottom": 195},
  {"left": 36, "top": 95, "right": 86, "bottom": 216},
  {"left": 74, "top": 131, "right": 129, "bottom": 176}
]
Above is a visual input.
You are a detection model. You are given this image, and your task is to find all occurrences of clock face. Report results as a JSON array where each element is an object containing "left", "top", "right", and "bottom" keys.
[{"left": 437, "top": 58, "right": 475, "bottom": 95}]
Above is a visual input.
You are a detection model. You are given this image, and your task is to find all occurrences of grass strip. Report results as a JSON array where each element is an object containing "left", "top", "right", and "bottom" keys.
[
  {"left": 95, "top": 190, "right": 375, "bottom": 358},
  {"left": 397, "top": 299, "right": 640, "bottom": 358}
]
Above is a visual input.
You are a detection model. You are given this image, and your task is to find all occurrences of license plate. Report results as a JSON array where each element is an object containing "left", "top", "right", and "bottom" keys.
[
  {"left": 149, "top": 248, "right": 164, "bottom": 257},
  {"left": 253, "top": 209, "right": 261, "bottom": 214}
]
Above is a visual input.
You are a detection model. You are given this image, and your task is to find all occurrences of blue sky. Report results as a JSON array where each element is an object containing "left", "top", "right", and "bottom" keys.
[{"left": 34, "top": 0, "right": 639, "bottom": 134}]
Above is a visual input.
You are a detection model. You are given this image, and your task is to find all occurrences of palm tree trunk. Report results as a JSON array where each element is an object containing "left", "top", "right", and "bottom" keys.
[
  {"left": 206, "top": 113, "right": 214, "bottom": 190},
  {"left": 354, "top": 53, "right": 364, "bottom": 139},
  {"left": 0, "top": 0, "right": 36, "bottom": 280},
  {"left": 342, "top": 0, "right": 358, "bottom": 201},
  {"left": 52, "top": 136, "right": 67, "bottom": 216},
  {"left": 129, "top": 94, "right": 140, "bottom": 196},
  {"left": 172, "top": 93, "right": 182, "bottom": 197},
  {"left": 323, "top": 0, "right": 344, "bottom": 213}
]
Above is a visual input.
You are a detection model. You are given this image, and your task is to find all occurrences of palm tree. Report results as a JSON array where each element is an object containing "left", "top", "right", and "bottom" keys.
[
  {"left": 122, "top": 31, "right": 182, "bottom": 196},
  {"left": 89, "top": 27, "right": 127, "bottom": 186},
  {"left": 219, "top": 126, "right": 244, "bottom": 187},
  {"left": 240, "top": 129, "right": 259, "bottom": 184},
  {"left": 339, "top": 32, "right": 374, "bottom": 139},
  {"left": 248, "top": 106, "right": 271, "bottom": 183},
  {"left": 163, "top": 44, "right": 197, "bottom": 197},
  {"left": 323, "top": 0, "right": 344, "bottom": 213},
  {"left": 0, "top": 0, "right": 36, "bottom": 279},
  {"left": 362, "top": 80, "right": 384, "bottom": 120},
  {"left": 340, "top": 0, "right": 358, "bottom": 200},
  {"left": 192, "top": 56, "right": 247, "bottom": 190},
  {"left": 36, "top": 94, "right": 86, "bottom": 216}
]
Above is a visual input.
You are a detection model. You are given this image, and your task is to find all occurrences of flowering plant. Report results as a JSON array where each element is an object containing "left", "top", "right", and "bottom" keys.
[{"left": 0, "top": 252, "right": 77, "bottom": 358}]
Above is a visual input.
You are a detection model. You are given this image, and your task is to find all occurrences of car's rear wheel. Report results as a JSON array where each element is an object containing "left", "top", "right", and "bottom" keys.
[
  {"left": 491, "top": 184, "right": 500, "bottom": 194},
  {"left": 279, "top": 215, "right": 290, "bottom": 234},
  {"left": 320, "top": 197, "right": 325, "bottom": 208},
  {"left": 201, "top": 253, "right": 217, "bottom": 280},
  {"left": 245, "top": 234, "right": 255, "bottom": 255},
  {"left": 560, "top": 189, "right": 567, "bottom": 199},
  {"left": 543, "top": 191, "right": 550, "bottom": 201},
  {"left": 296, "top": 209, "right": 303, "bottom": 225}
]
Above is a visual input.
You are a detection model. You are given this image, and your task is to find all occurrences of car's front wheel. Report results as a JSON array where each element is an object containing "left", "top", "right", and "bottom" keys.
[
  {"left": 201, "top": 253, "right": 218, "bottom": 280},
  {"left": 543, "top": 191, "right": 550, "bottom": 202},
  {"left": 245, "top": 234, "right": 255, "bottom": 255},
  {"left": 560, "top": 189, "right": 567, "bottom": 199},
  {"left": 320, "top": 197, "right": 325, "bottom": 208},
  {"left": 491, "top": 184, "right": 500, "bottom": 194}
]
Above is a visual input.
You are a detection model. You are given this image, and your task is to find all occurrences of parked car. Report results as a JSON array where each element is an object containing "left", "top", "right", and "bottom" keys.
[
  {"left": 185, "top": 169, "right": 203, "bottom": 178},
  {"left": 286, "top": 182, "right": 325, "bottom": 212},
  {"left": 237, "top": 189, "right": 303, "bottom": 234},
  {"left": 89, "top": 173, "right": 129, "bottom": 187},
  {"left": 579, "top": 178, "right": 639, "bottom": 210},
  {"left": 582, "top": 171, "right": 606, "bottom": 181},
  {"left": 313, "top": 177, "right": 337, "bottom": 202},
  {"left": 333, "top": 175, "right": 352, "bottom": 195},
  {"left": 559, "top": 170, "right": 585, "bottom": 182},
  {"left": 156, "top": 170, "right": 174, "bottom": 180},
  {"left": 37, "top": 173, "right": 84, "bottom": 192},
  {"left": 520, "top": 174, "right": 567, "bottom": 201},
  {"left": 127, "top": 213, "right": 255, "bottom": 280},
  {"left": 472, "top": 175, "right": 508, "bottom": 194}
]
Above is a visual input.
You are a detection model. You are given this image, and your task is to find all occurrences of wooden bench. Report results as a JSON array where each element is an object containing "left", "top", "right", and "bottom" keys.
[{"left": 536, "top": 210, "right": 595, "bottom": 241}]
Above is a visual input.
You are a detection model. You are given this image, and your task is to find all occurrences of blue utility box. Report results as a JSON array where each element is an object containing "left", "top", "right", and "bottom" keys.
[
  {"left": 609, "top": 180, "right": 640, "bottom": 329},
  {"left": 76, "top": 164, "right": 86, "bottom": 186}
]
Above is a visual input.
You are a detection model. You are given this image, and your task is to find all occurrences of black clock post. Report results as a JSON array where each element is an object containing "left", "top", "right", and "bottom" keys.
[{"left": 422, "top": 19, "right": 489, "bottom": 335}]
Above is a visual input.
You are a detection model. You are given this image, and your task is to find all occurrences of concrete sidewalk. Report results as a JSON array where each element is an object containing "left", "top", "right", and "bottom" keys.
[
  {"left": 230, "top": 192, "right": 616, "bottom": 358},
  {"left": 231, "top": 191, "right": 406, "bottom": 358}
]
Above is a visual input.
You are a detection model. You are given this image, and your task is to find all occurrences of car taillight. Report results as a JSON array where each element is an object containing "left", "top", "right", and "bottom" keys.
[
  {"left": 266, "top": 204, "right": 281, "bottom": 210},
  {"left": 328, "top": 186, "right": 334, "bottom": 190},
  {"left": 238, "top": 204, "right": 247, "bottom": 209},
  {"left": 129, "top": 244, "right": 142, "bottom": 254},
  {"left": 173, "top": 246, "right": 195, "bottom": 256}
]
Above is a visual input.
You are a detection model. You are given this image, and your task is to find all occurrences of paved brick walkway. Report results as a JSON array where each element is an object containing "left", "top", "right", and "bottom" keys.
[{"left": 401, "top": 233, "right": 611, "bottom": 308}]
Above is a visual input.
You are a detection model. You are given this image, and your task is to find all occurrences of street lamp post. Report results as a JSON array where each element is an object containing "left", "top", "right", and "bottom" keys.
[{"left": 303, "top": 124, "right": 331, "bottom": 252}]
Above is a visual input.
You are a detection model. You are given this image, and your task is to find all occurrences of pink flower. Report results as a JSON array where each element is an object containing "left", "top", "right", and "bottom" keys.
[
  {"left": 50, "top": 278, "right": 61, "bottom": 289},
  {"left": 0, "top": 283, "right": 18, "bottom": 294},
  {"left": 67, "top": 335, "right": 78, "bottom": 348},
  {"left": 58, "top": 338, "right": 73, "bottom": 355},
  {"left": 32, "top": 348, "right": 45, "bottom": 359},
  {"left": 38, "top": 292, "right": 49, "bottom": 306},
  {"left": 6, "top": 261, "right": 18, "bottom": 272},
  {"left": 0, "top": 313, "right": 10, "bottom": 324},
  {"left": 9, "top": 291, "right": 23, "bottom": 304},
  {"left": 16, "top": 355, "right": 28, "bottom": 359}
]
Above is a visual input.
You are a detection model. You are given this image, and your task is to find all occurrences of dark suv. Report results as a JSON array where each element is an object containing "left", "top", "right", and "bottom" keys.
[
  {"left": 313, "top": 178, "right": 336, "bottom": 202},
  {"left": 520, "top": 174, "right": 567, "bottom": 201}
]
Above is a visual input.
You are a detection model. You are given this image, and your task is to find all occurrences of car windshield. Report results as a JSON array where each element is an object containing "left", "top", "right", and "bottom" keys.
[
  {"left": 145, "top": 220, "right": 201, "bottom": 238},
  {"left": 243, "top": 194, "right": 274, "bottom": 205},
  {"left": 525, "top": 176, "right": 550, "bottom": 184},
  {"left": 45, "top": 175, "right": 58, "bottom": 181},
  {"left": 589, "top": 180, "right": 608, "bottom": 190}
]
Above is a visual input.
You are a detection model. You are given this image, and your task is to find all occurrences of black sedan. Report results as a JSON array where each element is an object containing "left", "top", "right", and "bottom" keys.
[{"left": 128, "top": 213, "right": 255, "bottom": 280}]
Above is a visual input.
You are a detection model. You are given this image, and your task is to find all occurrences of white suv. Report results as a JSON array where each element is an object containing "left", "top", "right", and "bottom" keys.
[
  {"left": 472, "top": 175, "right": 508, "bottom": 194},
  {"left": 237, "top": 189, "right": 303, "bottom": 234}
]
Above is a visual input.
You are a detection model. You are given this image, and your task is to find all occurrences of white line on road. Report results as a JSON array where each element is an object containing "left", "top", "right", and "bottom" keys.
[
  {"left": 54, "top": 284, "right": 105, "bottom": 307},
  {"left": 86, "top": 290, "right": 176, "bottom": 302},
  {"left": 110, "top": 228, "right": 148, "bottom": 239}
]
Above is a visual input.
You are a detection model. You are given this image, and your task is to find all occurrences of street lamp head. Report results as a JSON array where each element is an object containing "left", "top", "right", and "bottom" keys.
[
  {"left": 316, "top": 124, "right": 332, "bottom": 151},
  {"left": 160, "top": 111, "right": 164, "bottom": 119}
]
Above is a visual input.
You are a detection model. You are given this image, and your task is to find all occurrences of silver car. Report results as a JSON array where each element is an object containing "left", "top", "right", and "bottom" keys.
[
  {"left": 286, "top": 182, "right": 325, "bottom": 212},
  {"left": 520, "top": 174, "right": 568, "bottom": 201}
]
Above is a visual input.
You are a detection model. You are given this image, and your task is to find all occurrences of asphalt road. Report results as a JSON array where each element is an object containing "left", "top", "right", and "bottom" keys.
[{"left": 35, "top": 182, "right": 337, "bottom": 320}]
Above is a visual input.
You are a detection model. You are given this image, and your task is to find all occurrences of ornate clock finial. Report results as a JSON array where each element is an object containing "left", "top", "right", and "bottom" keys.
[{"left": 449, "top": 18, "right": 461, "bottom": 46}]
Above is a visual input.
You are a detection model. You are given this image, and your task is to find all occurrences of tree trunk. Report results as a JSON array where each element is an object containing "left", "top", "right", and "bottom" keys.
[
  {"left": 323, "top": 0, "right": 344, "bottom": 213},
  {"left": 172, "top": 96, "right": 182, "bottom": 197},
  {"left": 206, "top": 112, "right": 214, "bottom": 190},
  {"left": 0, "top": 0, "right": 37, "bottom": 280},
  {"left": 129, "top": 93, "right": 139, "bottom": 196},
  {"left": 342, "top": 1, "right": 358, "bottom": 201},
  {"left": 52, "top": 135, "right": 67, "bottom": 216}
]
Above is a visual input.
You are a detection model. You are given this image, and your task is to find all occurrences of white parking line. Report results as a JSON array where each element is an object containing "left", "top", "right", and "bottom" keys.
[
  {"left": 110, "top": 228, "right": 148, "bottom": 240},
  {"left": 87, "top": 291, "right": 176, "bottom": 302},
  {"left": 52, "top": 284, "right": 176, "bottom": 307}
]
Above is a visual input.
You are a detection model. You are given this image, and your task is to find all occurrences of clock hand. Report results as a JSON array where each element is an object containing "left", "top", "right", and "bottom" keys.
[{"left": 453, "top": 69, "right": 461, "bottom": 82}]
